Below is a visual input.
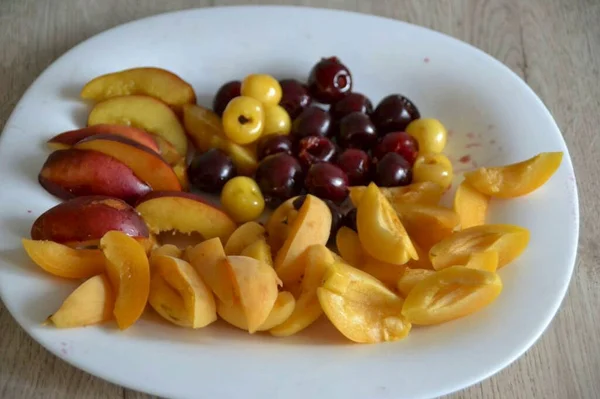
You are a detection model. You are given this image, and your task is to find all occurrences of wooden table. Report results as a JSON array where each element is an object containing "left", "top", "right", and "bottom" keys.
[{"left": 1, "top": 1, "right": 598, "bottom": 398}]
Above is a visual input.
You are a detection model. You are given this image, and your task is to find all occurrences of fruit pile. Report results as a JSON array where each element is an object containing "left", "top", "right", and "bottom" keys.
[{"left": 21, "top": 62, "right": 565, "bottom": 343}]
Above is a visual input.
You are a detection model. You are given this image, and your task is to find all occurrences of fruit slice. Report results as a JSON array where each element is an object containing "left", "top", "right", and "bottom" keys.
[
  {"left": 30, "top": 196, "right": 149, "bottom": 244},
  {"left": 429, "top": 224, "right": 530, "bottom": 270},
  {"left": 274, "top": 195, "right": 332, "bottom": 287},
  {"left": 394, "top": 203, "right": 460, "bottom": 251},
  {"left": 397, "top": 268, "right": 436, "bottom": 297},
  {"left": 81, "top": 67, "right": 196, "bottom": 112},
  {"left": 39, "top": 149, "right": 152, "bottom": 204},
  {"left": 464, "top": 251, "right": 499, "bottom": 272},
  {"left": 74, "top": 135, "right": 181, "bottom": 191},
  {"left": 148, "top": 274, "right": 190, "bottom": 327},
  {"left": 185, "top": 238, "right": 233, "bottom": 304},
  {"left": 265, "top": 197, "right": 299, "bottom": 253},
  {"left": 47, "top": 125, "right": 160, "bottom": 154},
  {"left": 152, "top": 134, "right": 183, "bottom": 166},
  {"left": 135, "top": 191, "right": 236, "bottom": 243},
  {"left": 317, "top": 263, "right": 411, "bottom": 343},
  {"left": 464, "top": 152, "right": 563, "bottom": 198},
  {"left": 151, "top": 255, "right": 216, "bottom": 328},
  {"left": 240, "top": 238, "right": 273, "bottom": 267},
  {"left": 224, "top": 222, "right": 265, "bottom": 255},
  {"left": 349, "top": 182, "right": 444, "bottom": 207},
  {"left": 88, "top": 95, "right": 187, "bottom": 155},
  {"left": 22, "top": 239, "right": 105, "bottom": 279},
  {"left": 150, "top": 244, "right": 183, "bottom": 260},
  {"left": 218, "top": 291, "right": 295, "bottom": 332},
  {"left": 224, "top": 256, "right": 280, "bottom": 333},
  {"left": 357, "top": 183, "right": 418, "bottom": 265},
  {"left": 402, "top": 266, "right": 503, "bottom": 325},
  {"left": 183, "top": 104, "right": 258, "bottom": 175},
  {"left": 172, "top": 159, "right": 190, "bottom": 191},
  {"left": 453, "top": 181, "right": 489, "bottom": 229},
  {"left": 100, "top": 231, "right": 150, "bottom": 330},
  {"left": 335, "top": 226, "right": 363, "bottom": 266},
  {"left": 48, "top": 274, "right": 114, "bottom": 328}
]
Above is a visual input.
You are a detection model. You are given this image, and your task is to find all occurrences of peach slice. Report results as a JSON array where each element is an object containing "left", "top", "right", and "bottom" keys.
[
  {"left": 274, "top": 195, "right": 332, "bottom": 287},
  {"left": 22, "top": 239, "right": 105, "bottom": 279},
  {"left": 148, "top": 274, "right": 191, "bottom": 327},
  {"left": 218, "top": 291, "right": 295, "bottom": 332},
  {"left": 240, "top": 238, "right": 273, "bottom": 267},
  {"left": 317, "top": 263, "right": 411, "bottom": 343},
  {"left": 39, "top": 149, "right": 152, "bottom": 204},
  {"left": 430, "top": 224, "right": 530, "bottom": 270},
  {"left": 224, "top": 256, "right": 280, "bottom": 333},
  {"left": 100, "top": 231, "right": 150, "bottom": 330},
  {"left": 81, "top": 67, "right": 196, "bottom": 113},
  {"left": 185, "top": 238, "right": 232, "bottom": 304},
  {"left": 394, "top": 203, "right": 460, "bottom": 251},
  {"left": 150, "top": 244, "right": 183, "bottom": 260},
  {"left": 48, "top": 274, "right": 114, "bottom": 328},
  {"left": 265, "top": 197, "right": 299, "bottom": 254},
  {"left": 31, "top": 196, "right": 149, "bottom": 244},
  {"left": 453, "top": 181, "right": 489, "bottom": 229},
  {"left": 183, "top": 104, "right": 258, "bottom": 175},
  {"left": 151, "top": 255, "right": 217, "bottom": 328},
  {"left": 74, "top": 135, "right": 181, "bottom": 191},
  {"left": 397, "top": 268, "right": 436, "bottom": 297},
  {"left": 47, "top": 124, "right": 160, "bottom": 154},
  {"left": 464, "top": 152, "right": 563, "bottom": 198},
  {"left": 88, "top": 95, "right": 188, "bottom": 155},
  {"left": 152, "top": 134, "right": 183, "bottom": 166},
  {"left": 224, "top": 222, "right": 266, "bottom": 255},
  {"left": 349, "top": 182, "right": 444, "bottom": 208},
  {"left": 357, "top": 183, "right": 418, "bottom": 265},
  {"left": 135, "top": 191, "right": 236, "bottom": 243}
]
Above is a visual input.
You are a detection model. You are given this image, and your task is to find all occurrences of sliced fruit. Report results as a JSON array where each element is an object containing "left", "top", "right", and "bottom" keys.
[
  {"left": 185, "top": 238, "right": 233, "bottom": 304},
  {"left": 172, "top": 160, "right": 190, "bottom": 191},
  {"left": 402, "top": 266, "right": 503, "bottom": 325},
  {"left": 48, "top": 274, "right": 114, "bottom": 328},
  {"left": 218, "top": 291, "right": 295, "bottom": 332},
  {"left": 240, "top": 238, "right": 273, "bottom": 266},
  {"left": 464, "top": 251, "right": 499, "bottom": 272},
  {"left": 88, "top": 95, "right": 187, "bottom": 155},
  {"left": 453, "top": 181, "right": 489, "bottom": 229},
  {"left": 265, "top": 197, "right": 299, "bottom": 253},
  {"left": 224, "top": 222, "right": 265, "bottom": 255},
  {"left": 397, "top": 268, "right": 436, "bottom": 297},
  {"left": 135, "top": 191, "right": 236, "bottom": 243},
  {"left": 47, "top": 124, "right": 160, "bottom": 153},
  {"left": 349, "top": 182, "right": 444, "bottom": 207},
  {"left": 100, "top": 231, "right": 150, "bottom": 330},
  {"left": 152, "top": 134, "right": 183, "bottom": 166},
  {"left": 150, "top": 244, "right": 183, "bottom": 260},
  {"left": 148, "top": 274, "right": 190, "bottom": 327},
  {"left": 394, "top": 203, "right": 460, "bottom": 251},
  {"left": 464, "top": 152, "right": 563, "bottom": 198},
  {"left": 335, "top": 226, "right": 363, "bottom": 266},
  {"left": 429, "top": 224, "right": 530, "bottom": 270}
]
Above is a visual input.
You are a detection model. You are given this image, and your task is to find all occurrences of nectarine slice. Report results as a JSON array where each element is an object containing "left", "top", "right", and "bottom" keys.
[
  {"left": 240, "top": 237, "right": 273, "bottom": 267},
  {"left": 150, "top": 244, "right": 183, "bottom": 260},
  {"left": 218, "top": 291, "right": 295, "bottom": 332},
  {"left": 135, "top": 191, "right": 236, "bottom": 242},
  {"left": 48, "top": 274, "right": 114, "bottom": 328},
  {"left": 464, "top": 152, "right": 563, "bottom": 198},
  {"left": 224, "top": 222, "right": 265, "bottom": 255},
  {"left": 349, "top": 182, "right": 444, "bottom": 207},
  {"left": 394, "top": 203, "right": 460, "bottom": 251},
  {"left": 88, "top": 95, "right": 187, "bottom": 155},
  {"left": 397, "top": 268, "right": 436, "bottom": 297},
  {"left": 185, "top": 238, "right": 233, "bottom": 304},
  {"left": 149, "top": 274, "right": 191, "bottom": 327},
  {"left": 100, "top": 231, "right": 150, "bottom": 330},
  {"left": 172, "top": 159, "right": 190, "bottom": 191},
  {"left": 453, "top": 181, "right": 489, "bottom": 229},
  {"left": 152, "top": 134, "right": 182, "bottom": 166}
]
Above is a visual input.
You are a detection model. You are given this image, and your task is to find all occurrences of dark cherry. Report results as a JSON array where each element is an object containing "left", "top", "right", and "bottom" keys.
[
  {"left": 256, "top": 135, "right": 294, "bottom": 160},
  {"left": 255, "top": 153, "right": 303, "bottom": 208},
  {"left": 343, "top": 208, "right": 358, "bottom": 231},
  {"left": 212, "top": 81, "right": 241, "bottom": 117},
  {"left": 291, "top": 106, "right": 333, "bottom": 139},
  {"left": 337, "top": 112, "right": 378, "bottom": 149},
  {"left": 293, "top": 195, "right": 344, "bottom": 239},
  {"left": 330, "top": 92, "right": 373, "bottom": 121},
  {"left": 297, "top": 136, "right": 337, "bottom": 169},
  {"left": 187, "top": 149, "right": 236, "bottom": 193},
  {"left": 336, "top": 149, "right": 371, "bottom": 186},
  {"left": 307, "top": 57, "right": 352, "bottom": 104},
  {"left": 279, "top": 79, "right": 312, "bottom": 120},
  {"left": 371, "top": 94, "right": 420, "bottom": 135},
  {"left": 304, "top": 163, "right": 349, "bottom": 203},
  {"left": 372, "top": 132, "right": 419, "bottom": 165},
  {"left": 374, "top": 152, "right": 412, "bottom": 187}
]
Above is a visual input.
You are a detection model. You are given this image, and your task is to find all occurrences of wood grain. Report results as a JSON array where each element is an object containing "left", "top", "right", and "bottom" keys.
[{"left": 1, "top": 0, "right": 598, "bottom": 398}]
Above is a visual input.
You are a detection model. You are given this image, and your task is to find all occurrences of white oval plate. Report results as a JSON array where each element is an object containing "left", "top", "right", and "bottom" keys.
[{"left": 0, "top": 6, "right": 578, "bottom": 399}]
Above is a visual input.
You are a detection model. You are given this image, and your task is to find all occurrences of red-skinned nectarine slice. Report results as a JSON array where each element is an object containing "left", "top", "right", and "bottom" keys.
[{"left": 185, "top": 238, "right": 233, "bottom": 304}]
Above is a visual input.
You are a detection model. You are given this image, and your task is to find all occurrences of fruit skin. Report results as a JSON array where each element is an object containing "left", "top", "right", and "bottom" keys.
[
  {"left": 304, "top": 163, "right": 349, "bottom": 203},
  {"left": 256, "top": 134, "right": 293, "bottom": 160},
  {"left": 213, "top": 80, "right": 241, "bottom": 116},
  {"left": 405, "top": 118, "right": 447, "bottom": 153},
  {"left": 307, "top": 57, "right": 352, "bottom": 104},
  {"left": 187, "top": 149, "right": 236, "bottom": 193},
  {"left": 221, "top": 177, "right": 265, "bottom": 223},
  {"left": 374, "top": 152, "right": 413, "bottom": 187},
  {"left": 185, "top": 238, "right": 232, "bottom": 304},
  {"left": 372, "top": 94, "right": 420, "bottom": 135},
  {"left": 255, "top": 153, "right": 304, "bottom": 207},
  {"left": 241, "top": 74, "right": 282, "bottom": 106},
  {"left": 372, "top": 132, "right": 419, "bottom": 165},
  {"left": 263, "top": 105, "right": 292, "bottom": 136},
  {"left": 81, "top": 67, "right": 195, "bottom": 113},
  {"left": 135, "top": 191, "right": 237, "bottom": 242},
  {"left": 88, "top": 94, "right": 187, "bottom": 156},
  {"left": 349, "top": 182, "right": 444, "bottom": 208},
  {"left": 453, "top": 181, "right": 489, "bottom": 229},
  {"left": 291, "top": 106, "right": 333, "bottom": 139},
  {"left": 464, "top": 152, "right": 564, "bottom": 198},
  {"left": 218, "top": 291, "right": 295, "bottom": 332},
  {"left": 330, "top": 92, "right": 373, "bottom": 121},
  {"left": 336, "top": 149, "right": 371, "bottom": 186},
  {"left": 413, "top": 152, "right": 453, "bottom": 189},
  {"left": 224, "top": 222, "right": 266, "bottom": 256},
  {"left": 222, "top": 96, "right": 265, "bottom": 145},
  {"left": 279, "top": 79, "right": 312, "bottom": 120},
  {"left": 337, "top": 112, "right": 378, "bottom": 149},
  {"left": 31, "top": 196, "right": 149, "bottom": 244},
  {"left": 296, "top": 136, "right": 337, "bottom": 169}
]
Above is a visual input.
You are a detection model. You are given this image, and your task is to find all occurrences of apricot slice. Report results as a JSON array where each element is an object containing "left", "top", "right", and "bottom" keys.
[
  {"left": 100, "top": 231, "right": 150, "bottom": 330},
  {"left": 39, "top": 149, "right": 152, "bottom": 204},
  {"left": 453, "top": 181, "right": 489, "bottom": 229},
  {"left": 186, "top": 238, "right": 233, "bottom": 304},
  {"left": 172, "top": 160, "right": 190, "bottom": 191},
  {"left": 22, "top": 239, "right": 105, "bottom": 279},
  {"left": 148, "top": 274, "right": 191, "bottom": 327},
  {"left": 402, "top": 266, "right": 503, "bottom": 325},
  {"left": 357, "top": 183, "right": 417, "bottom": 265},
  {"left": 48, "top": 274, "right": 114, "bottom": 328},
  {"left": 218, "top": 291, "right": 295, "bottom": 332},
  {"left": 429, "top": 224, "right": 530, "bottom": 270},
  {"left": 394, "top": 203, "right": 460, "bottom": 251},
  {"left": 31, "top": 196, "right": 149, "bottom": 244},
  {"left": 240, "top": 238, "right": 273, "bottom": 267},
  {"left": 335, "top": 226, "right": 363, "bottom": 266},
  {"left": 318, "top": 263, "right": 411, "bottom": 343},
  {"left": 464, "top": 251, "right": 499, "bottom": 272},
  {"left": 397, "top": 268, "right": 436, "bottom": 297},
  {"left": 265, "top": 197, "right": 298, "bottom": 253},
  {"left": 150, "top": 244, "right": 183, "bottom": 260},
  {"left": 349, "top": 182, "right": 444, "bottom": 207},
  {"left": 81, "top": 67, "right": 196, "bottom": 113},
  {"left": 274, "top": 195, "right": 332, "bottom": 287},
  {"left": 224, "top": 222, "right": 265, "bottom": 255},
  {"left": 152, "top": 134, "right": 183, "bottom": 166},
  {"left": 135, "top": 191, "right": 237, "bottom": 243},
  {"left": 88, "top": 95, "right": 187, "bottom": 155},
  {"left": 464, "top": 152, "right": 563, "bottom": 198}
]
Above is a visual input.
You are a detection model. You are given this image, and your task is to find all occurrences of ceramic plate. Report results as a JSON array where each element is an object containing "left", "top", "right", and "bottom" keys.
[{"left": 0, "top": 6, "right": 579, "bottom": 399}]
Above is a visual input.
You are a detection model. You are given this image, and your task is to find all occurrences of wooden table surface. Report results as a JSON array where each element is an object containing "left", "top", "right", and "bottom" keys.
[{"left": 1, "top": 1, "right": 598, "bottom": 398}]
